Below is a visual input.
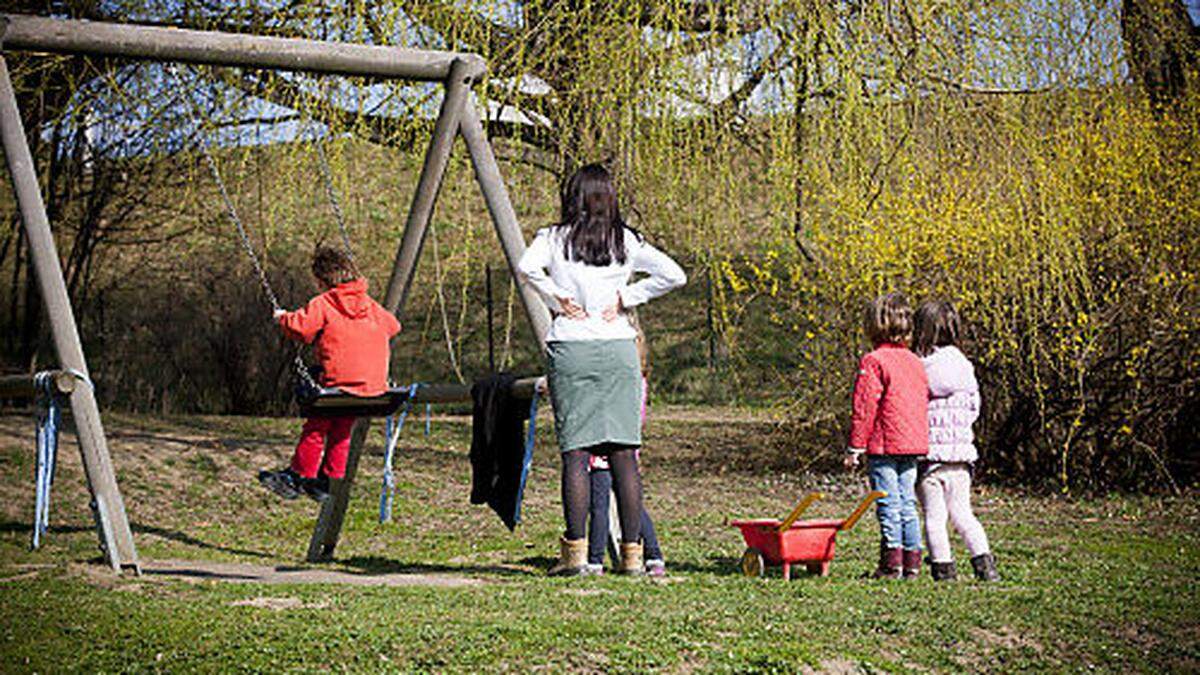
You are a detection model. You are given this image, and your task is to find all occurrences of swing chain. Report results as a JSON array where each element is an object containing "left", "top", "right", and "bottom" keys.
[
  {"left": 168, "top": 64, "right": 319, "bottom": 391},
  {"left": 310, "top": 127, "right": 355, "bottom": 261},
  {"left": 199, "top": 150, "right": 281, "bottom": 311},
  {"left": 380, "top": 383, "right": 421, "bottom": 523}
]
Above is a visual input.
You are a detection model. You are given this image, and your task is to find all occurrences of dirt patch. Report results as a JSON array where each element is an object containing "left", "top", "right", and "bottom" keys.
[
  {"left": 0, "top": 570, "right": 43, "bottom": 584},
  {"left": 141, "top": 558, "right": 484, "bottom": 588},
  {"left": 801, "top": 658, "right": 866, "bottom": 675},
  {"left": 0, "top": 563, "right": 55, "bottom": 584},
  {"left": 955, "top": 625, "right": 1046, "bottom": 669},
  {"left": 560, "top": 587, "right": 613, "bottom": 596},
  {"left": 230, "top": 596, "right": 331, "bottom": 610},
  {"left": 68, "top": 561, "right": 127, "bottom": 590},
  {"left": 970, "top": 626, "right": 1043, "bottom": 653}
]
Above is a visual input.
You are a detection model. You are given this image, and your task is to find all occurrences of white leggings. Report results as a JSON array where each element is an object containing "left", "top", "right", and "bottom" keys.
[{"left": 917, "top": 464, "right": 991, "bottom": 563}]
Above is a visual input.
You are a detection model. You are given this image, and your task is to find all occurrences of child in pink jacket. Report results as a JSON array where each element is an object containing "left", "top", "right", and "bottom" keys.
[
  {"left": 913, "top": 301, "right": 999, "bottom": 581},
  {"left": 844, "top": 292, "right": 929, "bottom": 579}
]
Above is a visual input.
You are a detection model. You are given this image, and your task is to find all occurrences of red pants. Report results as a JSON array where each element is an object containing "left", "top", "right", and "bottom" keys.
[{"left": 291, "top": 416, "right": 356, "bottom": 479}]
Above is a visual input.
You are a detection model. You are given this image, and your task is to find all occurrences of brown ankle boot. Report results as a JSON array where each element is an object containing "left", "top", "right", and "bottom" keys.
[
  {"left": 970, "top": 553, "right": 1000, "bottom": 581},
  {"left": 871, "top": 547, "right": 903, "bottom": 579},
  {"left": 902, "top": 549, "right": 922, "bottom": 579},
  {"left": 618, "top": 541, "right": 645, "bottom": 575},
  {"left": 548, "top": 537, "right": 588, "bottom": 576}
]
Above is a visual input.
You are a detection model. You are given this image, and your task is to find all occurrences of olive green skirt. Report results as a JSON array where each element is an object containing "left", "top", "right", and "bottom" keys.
[{"left": 546, "top": 339, "right": 641, "bottom": 453}]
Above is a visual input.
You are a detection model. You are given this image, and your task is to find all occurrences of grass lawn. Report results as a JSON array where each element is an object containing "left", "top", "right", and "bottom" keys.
[{"left": 0, "top": 407, "right": 1196, "bottom": 673}]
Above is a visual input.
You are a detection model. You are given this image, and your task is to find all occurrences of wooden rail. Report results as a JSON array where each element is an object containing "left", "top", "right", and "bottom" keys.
[
  {"left": 0, "top": 14, "right": 486, "bottom": 81},
  {"left": 0, "top": 371, "right": 77, "bottom": 400}
]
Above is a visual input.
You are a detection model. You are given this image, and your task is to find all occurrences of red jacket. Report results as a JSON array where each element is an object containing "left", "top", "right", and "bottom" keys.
[
  {"left": 849, "top": 343, "right": 929, "bottom": 456},
  {"left": 277, "top": 278, "right": 401, "bottom": 397}
]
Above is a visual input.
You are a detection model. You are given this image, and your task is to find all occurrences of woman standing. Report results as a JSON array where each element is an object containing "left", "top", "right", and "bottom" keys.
[{"left": 518, "top": 164, "right": 686, "bottom": 575}]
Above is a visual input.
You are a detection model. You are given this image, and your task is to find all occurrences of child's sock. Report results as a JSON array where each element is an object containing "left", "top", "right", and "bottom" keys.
[{"left": 645, "top": 558, "right": 666, "bottom": 577}]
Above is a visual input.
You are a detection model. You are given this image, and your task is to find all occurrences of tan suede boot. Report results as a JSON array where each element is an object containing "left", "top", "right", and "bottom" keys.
[
  {"left": 548, "top": 537, "right": 588, "bottom": 576},
  {"left": 618, "top": 541, "right": 645, "bottom": 575}
]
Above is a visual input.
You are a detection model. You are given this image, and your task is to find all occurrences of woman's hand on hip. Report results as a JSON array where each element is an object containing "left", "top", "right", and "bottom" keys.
[
  {"left": 556, "top": 296, "right": 588, "bottom": 320},
  {"left": 601, "top": 293, "right": 625, "bottom": 322}
]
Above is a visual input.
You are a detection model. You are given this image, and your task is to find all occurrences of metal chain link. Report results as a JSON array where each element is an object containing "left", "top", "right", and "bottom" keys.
[
  {"left": 311, "top": 129, "right": 356, "bottom": 261},
  {"left": 169, "top": 64, "right": 320, "bottom": 391},
  {"left": 198, "top": 150, "right": 281, "bottom": 310}
]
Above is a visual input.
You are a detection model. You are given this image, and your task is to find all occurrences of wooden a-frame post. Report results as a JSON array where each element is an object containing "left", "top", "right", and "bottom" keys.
[
  {"left": 307, "top": 67, "right": 555, "bottom": 562},
  {"left": 0, "top": 13, "right": 551, "bottom": 569},
  {"left": 0, "top": 53, "right": 139, "bottom": 573}
]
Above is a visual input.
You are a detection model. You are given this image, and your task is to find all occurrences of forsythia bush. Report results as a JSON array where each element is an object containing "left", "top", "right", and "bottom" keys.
[{"left": 719, "top": 93, "right": 1199, "bottom": 492}]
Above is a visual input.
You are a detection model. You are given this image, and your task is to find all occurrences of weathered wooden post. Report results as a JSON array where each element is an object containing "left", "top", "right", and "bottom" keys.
[
  {"left": 306, "top": 58, "right": 476, "bottom": 562},
  {"left": 0, "top": 51, "right": 140, "bottom": 573},
  {"left": 459, "top": 101, "right": 552, "bottom": 346}
]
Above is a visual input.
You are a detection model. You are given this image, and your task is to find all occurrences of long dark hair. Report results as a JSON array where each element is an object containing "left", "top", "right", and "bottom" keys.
[
  {"left": 555, "top": 163, "right": 639, "bottom": 266},
  {"left": 912, "top": 300, "right": 961, "bottom": 356}
]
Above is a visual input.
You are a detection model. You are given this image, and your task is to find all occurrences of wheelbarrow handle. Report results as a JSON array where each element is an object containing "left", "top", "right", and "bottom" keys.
[
  {"left": 778, "top": 492, "right": 823, "bottom": 532},
  {"left": 839, "top": 490, "right": 887, "bottom": 531}
]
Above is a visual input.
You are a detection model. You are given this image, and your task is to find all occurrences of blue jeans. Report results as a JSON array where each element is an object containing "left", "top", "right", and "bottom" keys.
[
  {"left": 588, "top": 469, "right": 662, "bottom": 565},
  {"left": 868, "top": 456, "right": 921, "bottom": 551}
]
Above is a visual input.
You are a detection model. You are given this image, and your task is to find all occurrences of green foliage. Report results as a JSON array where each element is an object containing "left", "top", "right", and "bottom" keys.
[{"left": 724, "top": 92, "right": 1200, "bottom": 492}]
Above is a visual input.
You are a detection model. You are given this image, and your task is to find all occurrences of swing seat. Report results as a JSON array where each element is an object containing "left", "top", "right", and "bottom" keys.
[{"left": 297, "top": 385, "right": 412, "bottom": 418}]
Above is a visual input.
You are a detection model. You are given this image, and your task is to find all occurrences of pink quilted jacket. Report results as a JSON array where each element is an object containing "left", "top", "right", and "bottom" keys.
[
  {"left": 922, "top": 346, "right": 980, "bottom": 464},
  {"left": 849, "top": 343, "right": 930, "bottom": 456}
]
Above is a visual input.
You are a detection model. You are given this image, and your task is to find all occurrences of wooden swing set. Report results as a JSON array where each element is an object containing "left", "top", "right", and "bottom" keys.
[{"left": 0, "top": 13, "right": 552, "bottom": 572}]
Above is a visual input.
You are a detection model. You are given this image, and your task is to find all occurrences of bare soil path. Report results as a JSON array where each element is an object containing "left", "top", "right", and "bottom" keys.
[{"left": 140, "top": 558, "right": 483, "bottom": 587}]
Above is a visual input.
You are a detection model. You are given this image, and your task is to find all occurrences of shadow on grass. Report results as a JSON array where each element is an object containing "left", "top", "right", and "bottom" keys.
[
  {"left": 106, "top": 430, "right": 224, "bottom": 450},
  {"left": 339, "top": 554, "right": 542, "bottom": 578},
  {"left": 0, "top": 521, "right": 94, "bottom": 537},
  {"left": 132, "top": 524, "right": 275, "bottom": 559},
  {"left": 141, "top": 567, "right": 261, "bottom": 581},
  {"left": 0, "top": 520, "right": 274, "bottom": 560},
  {"left": 340, "top": 553, "right": 747, "bottom": 579},
  {"left": 668, "top": 555, "right": 741, "bottom": 577}
]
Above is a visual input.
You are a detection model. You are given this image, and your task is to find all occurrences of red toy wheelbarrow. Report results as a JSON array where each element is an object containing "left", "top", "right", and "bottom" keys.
[{"left": 731, "top": 490, "right": 885, "bottom": 579}]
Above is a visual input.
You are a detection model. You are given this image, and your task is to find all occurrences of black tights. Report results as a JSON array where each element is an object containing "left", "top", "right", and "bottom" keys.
[{"left": 562, "top": 445, "right": 642, "bottom": 543}]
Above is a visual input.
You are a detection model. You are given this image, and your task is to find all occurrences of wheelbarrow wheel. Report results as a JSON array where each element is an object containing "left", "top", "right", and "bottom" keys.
[{"left": 740, "top": 547, "right": 765, "bottom": 578}]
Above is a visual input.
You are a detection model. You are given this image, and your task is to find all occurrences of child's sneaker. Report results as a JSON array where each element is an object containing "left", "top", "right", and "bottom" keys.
[
  {"left": 645, "top": 559, "right": 666, "bottom": 577},
  {"left": 581, "top": 563, "right": 605, "bottom": 577},
  {"left": 257, "top": 467, "right": 301, "bottom": 500},
  {"left": 302, "top": 474, "right": 331, "bottom": 503}
]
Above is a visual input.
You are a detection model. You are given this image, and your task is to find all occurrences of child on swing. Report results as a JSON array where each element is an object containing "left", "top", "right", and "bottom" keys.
[
  {"left": 258, "top": 245, "right": 401, "bottom": 502},
  {"left": 584, "top": 312, "right": 666, "bottom": 576},
  {"left": 843, "top": 292, "right": 929, "bottom": 579}
]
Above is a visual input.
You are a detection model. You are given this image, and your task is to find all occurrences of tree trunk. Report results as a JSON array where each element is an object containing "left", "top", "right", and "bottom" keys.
[
  {"left": 791, "top": 20, "right": 817, "bottom": 263},
  {"left": 1121, "top": 0, "right": 1200, "bottom": 106}
]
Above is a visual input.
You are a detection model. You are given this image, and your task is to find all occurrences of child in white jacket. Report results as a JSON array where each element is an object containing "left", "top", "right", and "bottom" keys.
[{"left": 912, "top": 301, "right": 1000, "bottom": 582}]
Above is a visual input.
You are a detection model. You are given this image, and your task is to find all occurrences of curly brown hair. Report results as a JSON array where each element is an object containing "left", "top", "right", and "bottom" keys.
[
  {"left": 863, "top": 292, "right": 913, "bottom": 347},
  {"left": 311, "top": 245, "right": 359, "bottom": 288}
]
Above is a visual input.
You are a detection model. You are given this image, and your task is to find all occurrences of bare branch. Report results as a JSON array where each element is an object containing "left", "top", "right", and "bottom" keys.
[
  {"left": 919, "top": 70, "right": 1055, "bottom": 96},
  {"left": 637, "top": 1, "right": 767, "bottom": 34},
  {"left": 380, "top": 1, "right": 514, "bottom": 58}
]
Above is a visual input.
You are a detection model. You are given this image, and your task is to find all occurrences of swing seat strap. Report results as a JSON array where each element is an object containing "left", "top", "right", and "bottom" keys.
[{"left": 379, "top": 383, "right": 420, "bottom": 523}]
